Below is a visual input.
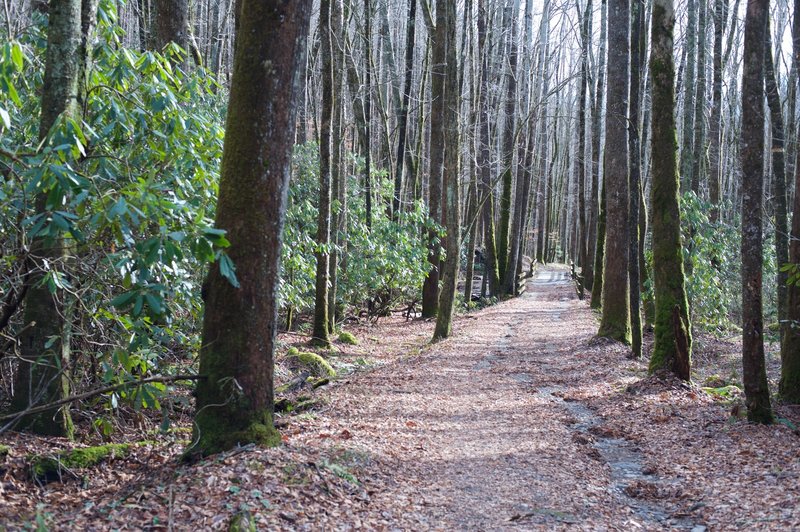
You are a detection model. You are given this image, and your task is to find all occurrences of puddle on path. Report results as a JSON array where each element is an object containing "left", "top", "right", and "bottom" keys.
[{"left": 534, "top": 385, "right": 705, "bottom": 530}]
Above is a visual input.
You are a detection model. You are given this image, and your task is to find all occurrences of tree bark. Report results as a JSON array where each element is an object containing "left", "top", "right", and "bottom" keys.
[
  {"left": 628, "top": 0, "right": 644, "bottom": 357},
  {"left": 588, "top": 0, "right": 606, "bottom": 305},
  {"left": 597, "top": 0, "right": 631, "bottom": 344},
  {"left": 690, "top": 0, "right": 708, "bottom": 194},
  {"left": 363, "top": 0, "right": 373, "bottom": 229},
  {"left": 739, "top": 0, "right": 773, "bottom": 424},
  {"left": 477, "top": 0, "right": 500, "bottom": 296},
  {"left": 647, "top": 0, "right": 692, "bottom": 379},
  {"left": 190, "top": 0, "right": 311, "bottom": 457},
  {"left": 679, "top": 0, "right": 697, "bottom": 191},
  {"left": 392, "top": 0, "right": 417, "bottom": 219},
  {"left": 153, "top": 0, "right": 188, "bottom": 51},
  {"left": 498, "top": 0, "right": 519, "bottom": 289},
  {"left": 312, "top": 0, "right": 335, "bottom": 346},
  {"left": 780, "top": 0, "right": 800, "bottom": 404},
  {"left": 764, "top": 18, "right": 788, "bottom": 340},
  {"left": 10, "top": 0, "right": 98, "bottom": 438},
  {"left": 577, "top": 0, "right": 591, "bottom": 298},
  {"left": 708, "top": 0, "right": 725, "bottom": 222},
  {"left": 432, "top": 0, "right": 459, "bottom": 340},
  {"left": 422, "top": 2, "right": 447, "bottom": 318}
]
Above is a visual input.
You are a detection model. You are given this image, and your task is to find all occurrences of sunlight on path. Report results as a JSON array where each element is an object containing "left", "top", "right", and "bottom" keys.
[{"left": 333, "top": 265, "right": 704, "bottom": 530}]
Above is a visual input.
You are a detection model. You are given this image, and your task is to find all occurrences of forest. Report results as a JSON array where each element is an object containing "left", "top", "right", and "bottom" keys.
[{"left": 0, "top": 0, "right": 799, "bottom": 528}]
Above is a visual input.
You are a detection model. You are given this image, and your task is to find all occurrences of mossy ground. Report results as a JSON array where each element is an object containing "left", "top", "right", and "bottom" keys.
[
  {"left": 29, "top": 443, "right": 135, "bottom": 482},
  {"left": 286, "top": 347, "right": 336, "bottom": 377},
  {"left": 337, "top": 331, "right": 358, "bottom": 345}
]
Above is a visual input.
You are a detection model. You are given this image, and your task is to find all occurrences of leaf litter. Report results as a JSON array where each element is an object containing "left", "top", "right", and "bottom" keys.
[{"left": 0, "top": 266, "right": 798, "bottom": 530}]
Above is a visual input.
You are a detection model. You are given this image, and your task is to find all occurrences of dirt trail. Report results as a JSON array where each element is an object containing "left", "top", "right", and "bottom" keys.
[
  {"left": 6, "top": 265, "right": 795, "bottom": 529},
  {"left": 318, "top": 266, "right": 694, "bottom": 530}
]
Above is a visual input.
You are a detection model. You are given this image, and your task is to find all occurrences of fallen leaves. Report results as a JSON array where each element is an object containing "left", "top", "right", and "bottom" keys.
[{"left": 0, "top": 267, "right": 798, "bottom": 529}]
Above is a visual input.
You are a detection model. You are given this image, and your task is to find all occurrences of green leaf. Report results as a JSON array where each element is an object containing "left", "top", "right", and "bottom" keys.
[
  {"left": 133, "top": 294, "right": 144, "bottom": 316},
  {"left": 219, "top": 254, "right": 240, "bottom": 288},
  {"left": 110, "top": 291, "right": 137, "bottom": 309},
  {"left": 144, "top": 293, "right": 163, "bottom": 315},
  {"left": 10, "top": 42, "right": 24, "bottom": 70}
]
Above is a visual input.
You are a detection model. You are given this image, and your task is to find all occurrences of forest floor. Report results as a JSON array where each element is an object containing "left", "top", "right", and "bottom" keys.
[{"left": 1, "top": 266, "right": 800, "bottom": 530}]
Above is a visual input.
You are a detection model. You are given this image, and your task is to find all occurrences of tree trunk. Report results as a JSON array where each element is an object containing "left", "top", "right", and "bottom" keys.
[
  {"left": 597, "top": 0, "right": 631, "bottom": 344},
  {"left": 497, "top": 0, "right": 519, "bottom": 289},
  {"left": 477, "top": 0, "right": 500, "bottom": 296},
  {"left": 312, "top": 0, "right": 334, "bottom": 346},
  {"left": 577, "top": 0, "right": 591, "bottom": 298},
  {"left": 739, "top": 0, "right": 773, "bottom": 424},
  {"left": 679, "top": 0, "right": 697, "bottom": 191},
  {"left": 328, "top": 0, "right": 345, "bottom": 333},
  {"left": 432, "top": 0, "right": 460, "bottom": 340},
  {"left": 690, "top": 0, "right": 708, "bottom": 194},
  {"left": 153, "top": 0, "right": 188, "bottom": 51},
  {"left": 392, "top": 0, "right": 417, "bottom": 219},
  {"left": 190, "top": 0, "right": 311, "bottom": 457},
  {"left": 628, "top": 0, "right": 644, "bottom": 357},
  {"left": 764, "top": 18, "right": 788, "bottom": 340},
  {"left": 647, "top": 0, "right": 692, "bottom": 379},
  {"left": 422, "top": 2, "right": 447, "bottom": 318},
  {"left": 708, "top": 0, "right": 725, "bottom": 222},
  {"left": 780, "top": 0, "right": 800, "bottom": 404},
  {"left": 9, "top": 0, "right": 98, "bottom": 438},
  {"left": 363, "top": 0, "right": 373, "bottom": 229},
  {"left": 588, "top": 0, "right": 606, "bottom": 303}
]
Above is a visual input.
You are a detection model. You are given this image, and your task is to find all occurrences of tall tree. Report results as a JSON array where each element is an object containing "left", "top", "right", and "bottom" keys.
[
  {"left": 764, "top": 18, "right": 788, "bottom": 339},
  {"left": 597, "top": 0, "right": 631, "bottom": 343},
  {"left": 589, "top": 0, "right": 606, "bottom": 307},
  {"left": 739, "top": 0, "right": 773, "bottom": 423},
  {"left": 477, "top": 0, "right": 501, "bottom": 296},
  {"left": 432, "top": 0, "right": 460, "bottom": 340},
  {"left": 780, "top": 0, "right": 800, "bottom": 403},
  {"left": 421, "top": 0, "right": 447, "bottom": 318},
  {"left": 707, "top": 0, "right": 725, "bottom": 222},
  {"left": 577, "top": 0, "right": 591, "bottom": 298},
  {"left": 153, "top": 0, "right": 188, "bottom": 51},
  {"left": 9, "top": 0, "right": 97, "bottom": 437},
  {"left": 312, "top": 0, "right": 335, "bottom": 346},
  {"left": 363, "top": 0, "right": 373, "bottom": 229},
  {"left": 628, "top": 0, "right": 644, "bottom": 357},
  {"left": 392, "top": 0, "right": 417, "bottom": 219},
  {"left": 190, "top": 0, "right": 311, "bottom": 457},
  {"left": 647, "top": 0, "right": 692, "bottom": 379},
  {"left": 498, "top": 0, "right": 519, "bottom": 289},
  {"left": 690, "top": 0, "right": 708, "bottom": 193},
  {"left": 679, "top": 0, "right": 698, "bottom": 189},
  {"left": 328, "top": 0, "right": 346, "bottom": 333}
]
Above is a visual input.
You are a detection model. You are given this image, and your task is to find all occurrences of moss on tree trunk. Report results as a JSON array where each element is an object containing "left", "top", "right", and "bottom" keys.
[
  {"left": 188, "top": 0, "right": 311, "bottom": 458},
  {"left": 597, "top": 0, "right": 631, "bottom": 344},
  {"left": 9, "top": 0, "right": 97, "bottom": 439},
  {"left": 646, "top": 0, "right": 692, "bottom": 379}
]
